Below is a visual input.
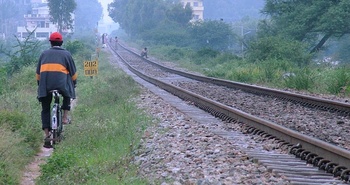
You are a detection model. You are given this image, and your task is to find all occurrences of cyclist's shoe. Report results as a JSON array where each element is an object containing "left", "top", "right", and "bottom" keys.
[
  {"left": 63, "top": 118, "right": 71, "bottom": 125},
  {"left": 43, "top": 137, "right": 53, "bottom": 149}
]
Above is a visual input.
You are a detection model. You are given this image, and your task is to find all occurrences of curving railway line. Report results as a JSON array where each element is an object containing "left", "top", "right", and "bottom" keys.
[{"left": 108, "top": 42, "right": 350, "bottom": 184}]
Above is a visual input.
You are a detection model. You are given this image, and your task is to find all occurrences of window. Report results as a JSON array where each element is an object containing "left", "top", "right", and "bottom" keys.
[
  {"left": 36, "top": 32, "right": 49, "bottom": 38},
  {"left": 193, "top": 2, "right": 198, "bottom": 7},
  {"left": 22, "top": 32, "right": 29, "bottom": 38},
  {"left": 37, "top": 21, "right": 45, "bottom": 28}
]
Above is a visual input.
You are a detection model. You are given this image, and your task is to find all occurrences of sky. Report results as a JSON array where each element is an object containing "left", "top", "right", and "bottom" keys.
[
  {"left": 97, "top": 0, "right": 119, "bottom": 34},
  {"left": 98, "top": 0, "right": 113, "bottom": 24}
]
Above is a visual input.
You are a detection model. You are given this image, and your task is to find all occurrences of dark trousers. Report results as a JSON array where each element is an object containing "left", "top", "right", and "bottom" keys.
[{"left": 41, "top": 94, "right": 71, "bottom": 130}]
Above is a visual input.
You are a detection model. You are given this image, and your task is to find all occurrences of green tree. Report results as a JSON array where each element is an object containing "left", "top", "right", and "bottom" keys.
[
  {"left": 166, "top": 3, "right": 192, "bottom": 27},
  {"left": 48, "top": 0, "right": 77, "bottom": 33},
  {"left": 246, "top": 36, "right": 311, "bottom": 67},
  {"left": 108, "top": 0, "right": 192, "bottom": 38},
  {"left": 109, "top": 0, "right": 167, "bottom": 37},
  {"left": 261, "top": 0, "right": 350, "bottom": 53},
  {"left": 189, "top": 20, "right": 234, "bottom": 51}
]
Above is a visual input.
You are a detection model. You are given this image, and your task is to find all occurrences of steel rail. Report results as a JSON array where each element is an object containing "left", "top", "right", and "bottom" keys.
[
  {"left": 112, "top": 43, "right": 350, "bottom": 182},
  {"left": 118, "top": 43, "right": 350, "bottom": 115}
]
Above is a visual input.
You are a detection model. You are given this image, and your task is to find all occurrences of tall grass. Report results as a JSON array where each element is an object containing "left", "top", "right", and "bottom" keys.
[
  {"left": 283, "top": 68, "right": 315, "bottom": 91},
  {"left": 37, "top": 51, "right": 151, "bottom": 184},
  {"left": 0, "top": 67, "right": 42, "bottom": 185}
]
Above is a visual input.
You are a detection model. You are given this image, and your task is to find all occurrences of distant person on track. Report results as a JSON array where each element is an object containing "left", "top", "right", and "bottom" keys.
[
  {"left": 36, "top": 32, "right": 77, "bottom": 148},
  {"left": 141, "top": 47, "right": 148, "bottom": 58},
  {"left": 102, "top": 33, "right": 107, "bottom": 48}
]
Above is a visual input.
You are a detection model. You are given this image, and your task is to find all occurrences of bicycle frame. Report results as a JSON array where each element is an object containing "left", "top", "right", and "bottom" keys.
[{"left": 51, "top": 90, "right": 63, "bottom": 145}]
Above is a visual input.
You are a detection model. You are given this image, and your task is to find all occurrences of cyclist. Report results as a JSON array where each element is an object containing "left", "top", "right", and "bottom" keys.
[{"left": 36, "top": 32, "right": 77, "bottom": 148}]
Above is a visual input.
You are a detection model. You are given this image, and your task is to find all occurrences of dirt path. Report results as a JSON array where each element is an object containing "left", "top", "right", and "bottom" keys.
[{"left": 20, "top": 147, "right": 53, "bottom": 185}]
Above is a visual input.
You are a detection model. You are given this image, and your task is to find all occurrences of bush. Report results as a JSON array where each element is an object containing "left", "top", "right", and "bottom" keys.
[
  {"left": 166, "top": 48, "right": 185, "bottom": 61},
  {"left": 193, "top": 48, "right": 219, "bottom": 65},
  {"left": 247, "top": 36, "right": 312, "bottom": 67},
  {"left": 65, "top": 40, "right": 84, "bottom": 55},
  {"left": 326, "top": 67, "right": 350, "bottom": 94},
  {"left": 0, "top": 67, "right": 6, "bottom": 94},
  {"left": 0, "top": 110, "right": 25, "bottom": 132}
]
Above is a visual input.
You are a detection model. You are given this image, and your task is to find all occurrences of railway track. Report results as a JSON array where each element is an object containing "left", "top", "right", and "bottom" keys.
[{"left": 108, "top": 42, "right": 350, "bottom": 184}]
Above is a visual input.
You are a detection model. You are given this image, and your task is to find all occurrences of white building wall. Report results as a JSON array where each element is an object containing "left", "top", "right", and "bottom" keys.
[
  {"left": 181, "top": 0, "right": 204, "bottom": 22},
  {"left": 17, "top": 2, "right": 73, "bottom": 40}
]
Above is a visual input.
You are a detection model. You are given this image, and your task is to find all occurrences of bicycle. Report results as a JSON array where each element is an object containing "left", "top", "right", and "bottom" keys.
[{"left": 50, "top": 90, "right": 64, "bottom": 145}]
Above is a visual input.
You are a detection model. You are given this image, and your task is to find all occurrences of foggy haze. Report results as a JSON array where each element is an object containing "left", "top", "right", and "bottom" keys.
[{"left": 203, "top": 0, "right": 265, "bottom": 22}]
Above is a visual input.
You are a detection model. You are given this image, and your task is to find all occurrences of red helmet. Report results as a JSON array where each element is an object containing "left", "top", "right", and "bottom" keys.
[{"left": 49, "top": 32, "right": 63, "bottom": 42}]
